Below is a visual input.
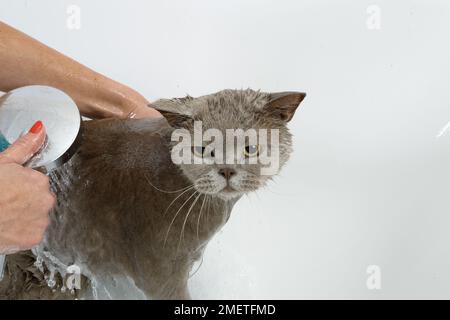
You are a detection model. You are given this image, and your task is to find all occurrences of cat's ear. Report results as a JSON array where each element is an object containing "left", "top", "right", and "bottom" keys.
[
  {"left": 149, "top": 99, "right": 193, "bottom": 128},
  {"left": 263, "top": 92, "right": 306, "bottom": 122}
]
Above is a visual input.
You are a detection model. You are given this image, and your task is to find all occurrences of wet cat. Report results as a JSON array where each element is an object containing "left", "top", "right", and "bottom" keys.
[{"left": 0, "top": 89, "right": 305, "bottom": 299}]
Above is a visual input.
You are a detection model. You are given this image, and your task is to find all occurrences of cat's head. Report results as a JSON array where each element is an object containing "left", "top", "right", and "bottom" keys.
[{"left": 152, "top": 89, "right": 305, "bottom": 200}]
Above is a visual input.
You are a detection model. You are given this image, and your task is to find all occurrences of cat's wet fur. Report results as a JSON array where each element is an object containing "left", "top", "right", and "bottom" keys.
[{"left": 0, "top": 89, "right": 305, "bottom": 299}]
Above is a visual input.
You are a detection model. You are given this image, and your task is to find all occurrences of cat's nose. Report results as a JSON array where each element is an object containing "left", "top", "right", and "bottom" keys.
[{"left": 218, "top": 168, "right": 236, "bottom": 180}]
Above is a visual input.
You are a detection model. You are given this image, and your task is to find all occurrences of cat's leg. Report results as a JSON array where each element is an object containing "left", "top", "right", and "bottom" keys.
[
  {"left": 0, "top": 251, "right": 91, "bottom": 300},
  {"left": 163, "top": 282, "right": 191, "bottom": 300},
  {"left": 132, "top": 269, "right": 191, "bottom": 300},
  {"left": 153, "top": 282, "right": 191, "bottom": 300}
]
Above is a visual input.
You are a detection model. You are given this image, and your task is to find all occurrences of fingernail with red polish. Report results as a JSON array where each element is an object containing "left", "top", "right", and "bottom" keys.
[{"left": 29, "top": 121, "right": 43, "bottom": 134}]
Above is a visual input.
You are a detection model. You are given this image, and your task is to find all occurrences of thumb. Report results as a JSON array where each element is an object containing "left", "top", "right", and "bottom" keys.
[{"left": 0, "top": 121, "right": 46, "bottom": 165}]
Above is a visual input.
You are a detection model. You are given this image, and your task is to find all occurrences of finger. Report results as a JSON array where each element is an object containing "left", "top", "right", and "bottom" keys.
[
  {"left": 0, "top": 121, "right": 46, "bottom": 165},
  {"left": 130, "top": 105, "right": 162, "bottom": 119}
]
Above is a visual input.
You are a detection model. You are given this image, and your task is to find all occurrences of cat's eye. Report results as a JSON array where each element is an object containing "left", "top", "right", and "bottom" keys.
[
  {"left": 244, "top": 145, "right": 259, "bottom": 157},
  {"left": 192, "top": 146, "right": 215, "bottom": 158},
  {"left": 192, "top": 146, "right": 205, "bottom": 158}
]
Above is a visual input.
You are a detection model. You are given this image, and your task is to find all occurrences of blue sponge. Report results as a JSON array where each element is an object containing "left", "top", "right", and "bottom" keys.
[{"left": 0, "top": 132, "right": 10, "bottom": 152}]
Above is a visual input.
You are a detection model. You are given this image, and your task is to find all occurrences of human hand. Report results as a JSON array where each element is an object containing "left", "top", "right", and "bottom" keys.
[
  {"left": 64, "top": 77, "right": 162, "bottom": 119},
  {"left": 0, "top": 121, "right": 55, "bottom": 254},
  {"left": 0, "top": 21, "right": 162, "bottom": 120},
  {"left": 116, "top": 87, "right": 162, "bottom": 119}
]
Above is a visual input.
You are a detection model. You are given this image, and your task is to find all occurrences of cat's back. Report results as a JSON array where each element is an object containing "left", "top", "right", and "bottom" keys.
[
  {"left": 51, "top": 117, "right": 181, "bottom": 195},
  {"left": 76, "top": 117, "right": 174, "bottom": 172},
  {"left": 45, "top": 117, "right": 191, "bottom": 268}
]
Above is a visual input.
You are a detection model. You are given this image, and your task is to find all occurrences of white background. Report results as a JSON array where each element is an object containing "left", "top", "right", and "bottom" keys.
[{"left": 1, "top": 0, "right": 450, "bottom": 299}]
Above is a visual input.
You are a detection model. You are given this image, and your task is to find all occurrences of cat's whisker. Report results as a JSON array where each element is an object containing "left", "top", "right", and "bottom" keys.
[
  {"left": 163, "top": 190, "right": 198, "bottom": 248},
  {"left": 162, "top": 186, "right": 196, "bottom": 217},
  {"left": 253, "top": 189, "right": 262, "bottom": 202},
  {"left": 262, "top": 184, "right": 295, "bottom": 197},
  {"left": 196, "top": 194, "right": 208, "bottom": 241},
  {"left": 189, "top": 252, "right": 205, "bottom": 279},
  {"left": 176, "top": 192, "right": 202, "bottom": 254},
  {"left": 206, "top": 195, "right": 212, "bottom": 226},
  {"left": 144, "top": 174, "right": 193, "bottom": 194}
]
